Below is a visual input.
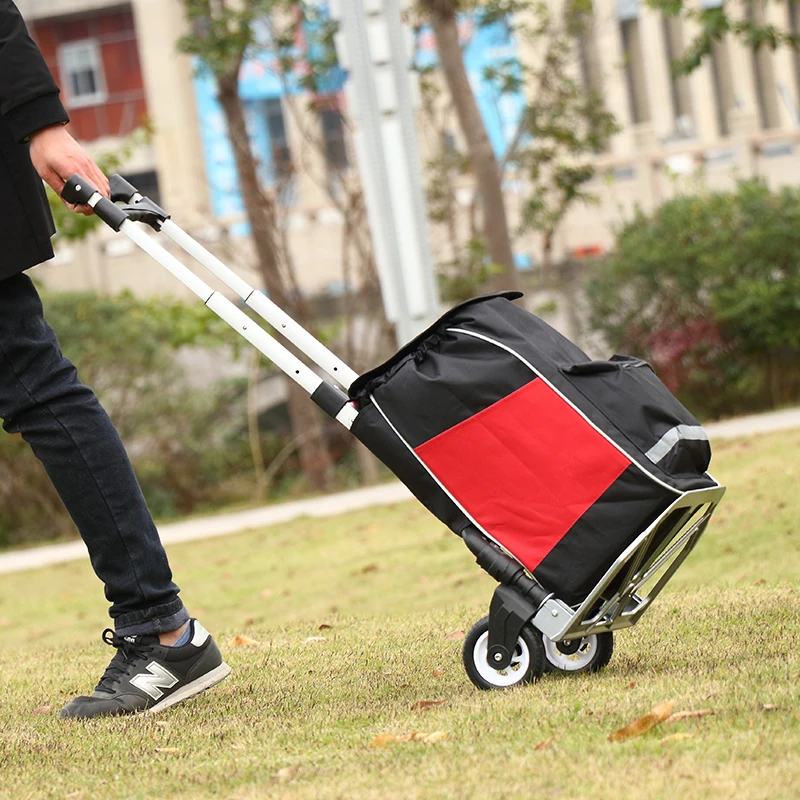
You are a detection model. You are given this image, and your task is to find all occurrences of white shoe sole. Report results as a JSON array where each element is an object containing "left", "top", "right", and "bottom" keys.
[{"left": 145, "top": 662, "right": 232, "bottom": 715}]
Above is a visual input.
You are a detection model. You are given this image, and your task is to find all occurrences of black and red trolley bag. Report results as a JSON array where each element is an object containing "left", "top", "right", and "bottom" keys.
[
  {"left": 63, "top": 172, "right": 727, "bottom": 686},
  {"left": 62, "top": 171, "right": 716, "bottom": 612},
  {"left": 348, "top": 292, "right": 716, "bottom": 605}
]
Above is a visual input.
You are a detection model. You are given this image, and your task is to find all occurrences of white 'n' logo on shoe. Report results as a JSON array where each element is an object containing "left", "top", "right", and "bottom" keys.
[{"left": 130, "top": 662, "right": 179, "bottom": 700}]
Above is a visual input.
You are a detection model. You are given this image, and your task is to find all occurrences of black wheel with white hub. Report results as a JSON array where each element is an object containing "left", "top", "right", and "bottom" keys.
[
  {"left": 463, "top": 617, "right": 545, "bottom": 690},
  {"left": 542, "top": 631, "right": 614, "bottom": 674}
]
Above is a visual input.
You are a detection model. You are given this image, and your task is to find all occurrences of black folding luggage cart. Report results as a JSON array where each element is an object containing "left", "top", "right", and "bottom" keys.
[{"left": 61, "top": 174, "right": 726, "bottom": 690}]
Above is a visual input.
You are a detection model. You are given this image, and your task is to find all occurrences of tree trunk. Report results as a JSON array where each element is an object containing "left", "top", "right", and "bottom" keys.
[
  {"left": 286, "top": 380, "right": 335, "bottom": 491},
  {"left": 247, "top": 349, "right": 268, "bottom": 500},
  {"left": 217, "top": 74, "right": 287, "bottom": 307},
  {"left": 425, "top": 1, "right": 518, "bottom": 291},
  {"left": 541, "top": 237, "right": 581, "bottom": 345},
  {"left": 354, "top": 441, "right": 381, "bottom": 484},
  {"left": 217, "top": 73, "right": 334, "bottom": 491}
]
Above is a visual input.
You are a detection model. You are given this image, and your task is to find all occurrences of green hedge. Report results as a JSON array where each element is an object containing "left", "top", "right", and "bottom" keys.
[
  {"left": 0, "top": 290, "right": 252, "bottom": 547},
  {"left": 587, "top": 179, "right": 800, "bottom": 419}
]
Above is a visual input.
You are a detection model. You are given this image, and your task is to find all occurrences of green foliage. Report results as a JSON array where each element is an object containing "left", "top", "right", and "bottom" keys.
[
  {"left": 177, "top": 0, "right": 294, "bottom": 78},
  {"left": 0, "top": 291, "right": 247, "bottom": 546},
  {"left": 509, "top": 3, "right": 619, "bottom": 258},
  {"left": 0, "top": 433, "right": 71, "bottom": 547},
  {"left": 415, "top": 0, "right": 619, "bottom": 298},
  {"left": 587, "top": 179, "right": 800, "bottom": 418},
  {"left": 647, "top": 0, "right": 800, "bottom": 76},
  {"left": 40, "top": 291, "right": 242, "bottom": 437},
  {"left": 280, "top": 2, "right": 341, "bottom": 94},
  {"left": 263, "top": 3, "right": 351, "bottom": 131},
  {"left": 437, "top": 238, "right": 504, "bottom": 302},
  {"left": 0, "top": 287, "right": 364, "bottom": 545},
  {"left": 129, "top": 378, "right": 253, "bottom": 518}
]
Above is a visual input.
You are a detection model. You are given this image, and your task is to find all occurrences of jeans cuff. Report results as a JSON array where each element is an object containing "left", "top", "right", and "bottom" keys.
[{"left": 114, "top": 598, "right": 190, "bottom": 637}]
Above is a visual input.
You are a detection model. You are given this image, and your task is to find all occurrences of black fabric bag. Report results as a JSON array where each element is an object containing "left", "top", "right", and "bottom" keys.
[{"left": 349, "top": 293, "right": 716, "bottom": 605}]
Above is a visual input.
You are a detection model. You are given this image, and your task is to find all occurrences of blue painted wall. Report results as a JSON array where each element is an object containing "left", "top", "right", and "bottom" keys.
[
  {"left": 192, "top": 13, "right": 523, "bottom": 231},
  {"left": 413, "top": 16, "right": 524, "bottom": 159}
]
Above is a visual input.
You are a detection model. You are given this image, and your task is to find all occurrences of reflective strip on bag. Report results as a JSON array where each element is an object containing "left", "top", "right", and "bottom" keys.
[{"left": 645, "top": 425, "right": 709, "bottom": 464}]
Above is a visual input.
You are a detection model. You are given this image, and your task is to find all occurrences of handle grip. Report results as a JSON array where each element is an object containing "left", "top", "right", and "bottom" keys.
[
  {"left": 62, "top": 174, "right": 98, "bottom": 206},
  {"left": 109, "top": 173, "right": 140, "bottom": 203},
  {"left": 61, "top": 173, "right": 128, "bottom": 231}
]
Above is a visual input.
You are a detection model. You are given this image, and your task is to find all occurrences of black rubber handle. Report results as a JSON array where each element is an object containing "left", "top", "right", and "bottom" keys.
[
  {"left": 109, "top": 173, "right": 139, "bottom": 203},
  {"left": 61, "top": 174, "right": 98, "bottom": 205},
  {"left": 61, "top": 173, "right": 128, "bottom": 232}
]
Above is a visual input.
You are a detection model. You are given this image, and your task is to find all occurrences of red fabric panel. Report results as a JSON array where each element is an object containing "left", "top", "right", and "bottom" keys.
[{"left": 415, "top": 379, "right": 631, "bottom": 571}]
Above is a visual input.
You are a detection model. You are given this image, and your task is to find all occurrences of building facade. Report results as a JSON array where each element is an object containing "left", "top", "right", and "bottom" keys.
[
  {"left": 18, "top": 0, "right": 800, "bottom": 304},
  {"left": 19, "top": 0, "right": 215, "bottom": 298},
  {"left": 553, "top": 0, "right": 800, "bottom": 261}
]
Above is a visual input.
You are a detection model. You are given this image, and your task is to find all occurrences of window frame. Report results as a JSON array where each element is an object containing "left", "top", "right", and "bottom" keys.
[
  {"left": 57, "top": 38, "right": 107, "bottom": 109},
  {"left": 747, "top": 3, "right": 781, "bottom": 130},
  {"left": 320, "top": 104, "right": 349, "bottom": 173},
  {"left": 620, "top": 17, "right": 651, "bottom": 125},
  {"left": 661, "top": 15, "right": 695, "bottom": 138},
  {"left": 262, "top": 96, "right": 293, "bottom": 184},
  {"left": 708, "top": 37, "right": 734, "bottom": 137}
]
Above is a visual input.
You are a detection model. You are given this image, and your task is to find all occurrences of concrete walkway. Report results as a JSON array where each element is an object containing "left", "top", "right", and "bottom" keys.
[
  {"left": 1, "top": 406, "right": 798, "bottom": 576},
  {"left": 0, "top": 482, "right": 411, "bottom": 576},
  {"left": 702, "top": 406, "right": 800, "bottom": 439}
]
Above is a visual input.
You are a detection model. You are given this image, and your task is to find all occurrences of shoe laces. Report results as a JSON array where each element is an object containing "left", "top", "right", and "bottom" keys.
[{"left": 94, "top": 629, "right": 154, "bottom": 694}]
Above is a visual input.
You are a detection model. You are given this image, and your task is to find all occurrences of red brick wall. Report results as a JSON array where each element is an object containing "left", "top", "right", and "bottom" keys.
[{"left": 31, "top": 6, "right": 147, "bottom": 142}]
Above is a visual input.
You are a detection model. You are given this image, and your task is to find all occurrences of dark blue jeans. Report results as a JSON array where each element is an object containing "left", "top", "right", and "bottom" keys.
[{"left": 0, "top": 273, "right": 188, "bottom": 636}]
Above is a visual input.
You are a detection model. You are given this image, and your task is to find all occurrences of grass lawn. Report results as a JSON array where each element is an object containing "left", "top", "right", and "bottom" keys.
[{"left": 1, "top": 430, "right": 799, "bottom": 799}]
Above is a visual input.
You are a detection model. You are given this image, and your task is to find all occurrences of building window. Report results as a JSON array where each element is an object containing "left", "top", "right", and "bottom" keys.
[
  {"left": 577, "top": 18, "right": 609, "bottom": 152},
  {"left": 789, "top": 0, "right": 800, "bottom": 113},
  {"left": 58, "top": 39, "right": 106, "bottom": 108},
  {"left": 578, "top": 20, "right": 604, "bottom": 99},
  {"left": 263, "top": 97, "right": 292, "bottom": 184},
  {"left": 620, "top": 18, "right": 651, "bottom": 125},
  {"left": 748, "top": 4, "right": 781, "bottom": 129},
  {"left": 662, "top": 16, "right": 695, "bottom": 137},
  {"left": 709, "top": 37, "right": 735, "bottom": 137},
  {"left": 751, "top": 47, "right": 781, "bottom": 130},
  {"left": 320, "top": 105, "right": 348, "bottom": 174}
]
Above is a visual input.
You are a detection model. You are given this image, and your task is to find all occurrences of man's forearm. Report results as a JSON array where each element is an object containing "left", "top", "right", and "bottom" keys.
[{"left": 0, "top": 0, "right": 69, "bottom": 143}]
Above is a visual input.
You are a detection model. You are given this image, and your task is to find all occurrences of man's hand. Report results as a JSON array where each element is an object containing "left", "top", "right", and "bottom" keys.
[{"left": 29, "top": 125, "right": 110, "bottom": 216}]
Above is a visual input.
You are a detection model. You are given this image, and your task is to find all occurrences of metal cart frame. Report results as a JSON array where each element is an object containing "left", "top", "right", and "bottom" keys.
[{"left": 61, "top": 173, "right": 726, "bottom": 686}]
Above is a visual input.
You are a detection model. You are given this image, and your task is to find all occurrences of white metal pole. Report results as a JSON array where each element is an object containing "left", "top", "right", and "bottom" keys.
[
  {"left": 159, "top": 219, "right": 360, "bottom": 390},
  {"left": 160, "top": 220, "right": 252, "bottom": 297},
  {"left": 122, "top": 221, "right": 215, "bottom": 303},
  {"left": 330, "top": 0, "right": 440, "bottom": 345}
]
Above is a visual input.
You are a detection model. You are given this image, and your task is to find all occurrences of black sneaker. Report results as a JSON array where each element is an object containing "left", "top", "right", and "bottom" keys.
[{"left": 60, "top": 619, "right": 231, "bottom": 719}]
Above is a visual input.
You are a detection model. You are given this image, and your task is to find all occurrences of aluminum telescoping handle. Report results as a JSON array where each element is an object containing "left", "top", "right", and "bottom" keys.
[
  {"left": 160, "top": 220, "right": 360, "bottom": 390},
  {"left": 107, "top": 174, "right": 359, "bottom": 390},
  {"left": 61, "top": 174, "right": 358, "bottom": 429},
  {"left": 109, "top": 174, "right": 142, "bottom": 204}
]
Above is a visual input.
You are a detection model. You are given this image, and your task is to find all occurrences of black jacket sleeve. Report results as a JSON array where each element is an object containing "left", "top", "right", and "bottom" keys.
[{"left": 0, "top": 0, "right": 69, "bottom": 143}]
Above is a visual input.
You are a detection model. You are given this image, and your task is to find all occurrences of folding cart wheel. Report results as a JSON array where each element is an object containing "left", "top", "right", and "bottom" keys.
[
  {"left": 463, "top": 617, "right": 545, "bottom": 690},
  {"left": 541, "top": 631, "right": 614, "bottom": 675}
]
